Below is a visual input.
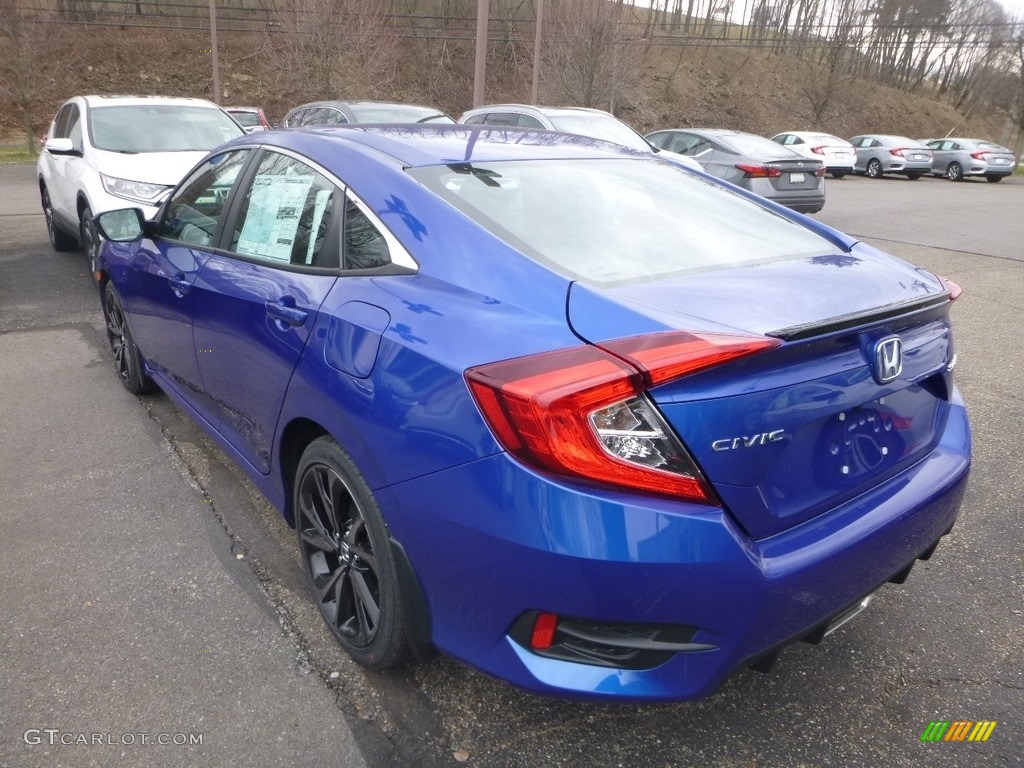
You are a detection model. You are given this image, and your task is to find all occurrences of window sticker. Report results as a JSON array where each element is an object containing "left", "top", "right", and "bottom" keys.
[{"left": 237, "top": 175, "right": 313, "bottom": 262}]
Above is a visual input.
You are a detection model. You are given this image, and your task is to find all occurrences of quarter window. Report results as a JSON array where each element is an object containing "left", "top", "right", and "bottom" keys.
[
  {"left": 158, "top": 151, "right": 248, "bottom": 246},
  {"left": 231, "top": 152, "right": 339, "bottom": 267},
  {"left": 343, "top": 196, "right": 390, "bottom": 270}
]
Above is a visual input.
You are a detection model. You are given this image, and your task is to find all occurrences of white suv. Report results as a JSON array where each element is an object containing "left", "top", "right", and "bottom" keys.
[{"left": 38, "top": 95, "right": 245, "bottom": 270}]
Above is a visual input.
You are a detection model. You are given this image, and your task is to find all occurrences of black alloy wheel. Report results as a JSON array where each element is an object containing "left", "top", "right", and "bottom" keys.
[
  {"left": 294, "top": 437, "right": 410, "bottom": 669},
  {"left": 946, "top": 162, "right": 964, "bottom": 182},
  {"left": 866, "top": 159, "right": 883, "bottom": 179},
  {"left": 41, "top": 185, "right": 77, "bottom": 252},
  {"left": 103, "top": 284, "right": 154, "bottom": 394}
]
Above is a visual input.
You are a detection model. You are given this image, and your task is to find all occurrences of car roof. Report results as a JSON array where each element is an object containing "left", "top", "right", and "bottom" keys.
[
  {"left": 79, "top": 95, "right": 221, "bottom": 109},
  {"left": 246, "top": 124, "right": 649, "bottom": 169},
  {"left": 462, "top": 104, "right": 613, "bottom": 118}
]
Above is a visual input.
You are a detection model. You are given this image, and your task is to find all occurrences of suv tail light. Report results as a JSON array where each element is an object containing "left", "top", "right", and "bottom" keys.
[
  {"left": 735, "top": 163, "right": 782, "bottom": 179},
  {"left": 466, "top": 332, "right": 780, "bottom": 503}
]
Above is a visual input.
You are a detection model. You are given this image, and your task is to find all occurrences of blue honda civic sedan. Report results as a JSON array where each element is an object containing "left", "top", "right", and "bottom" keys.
[{"left": 93, "top": 125, "right": 971, "bottom": 701}]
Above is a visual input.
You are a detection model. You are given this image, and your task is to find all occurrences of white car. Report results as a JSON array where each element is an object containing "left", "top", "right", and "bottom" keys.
[
  {"left": 770, "top": 131, "right": 856, "bottom": 179},
  {"left": 458, "top": 104, "right": 703, "bottom": 172},
  {"left": 38, "top": 95, "right": 245, "bottom": 271}
]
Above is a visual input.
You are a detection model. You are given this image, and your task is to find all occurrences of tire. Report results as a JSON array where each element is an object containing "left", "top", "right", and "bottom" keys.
[
  {"left": 294, "top": 436, "right": 410, "bottom": 669},
  {"left": 79, "top": 203, "right": 100, "bottom": 275},
  {"left": 906, "top": 173, "right": 922, "bottom": 180},
  {"left": 41, "top": 185, "right": 77, "bottom": 252},
  {"left": 866, "top": 159, "right": 883, "bottom": 179},
  {"left": 103, "top": 283, "right": 155, "bottom": 395},
  {"left": 946, "top": 162, "right": 964, "bottom": 182},
  {"left": 830, "top": 171, "right": 847, "bottom": 180},
  {"left": 986, "top": 175, "right": 1003, "bottom": 183}
]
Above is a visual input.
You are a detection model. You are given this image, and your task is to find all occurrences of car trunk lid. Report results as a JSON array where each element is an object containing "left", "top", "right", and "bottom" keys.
[{"left": 568, "top": 246, "right": 956, "bottom": 539}]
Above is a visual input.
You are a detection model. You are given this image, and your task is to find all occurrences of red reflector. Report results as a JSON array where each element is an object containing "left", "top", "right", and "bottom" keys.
[
  {"left": 735, "top": 163, "right": 781, "bottom": 179},
  {"left": 531, "top": 613, "right": 559, "bottom": 649},
  {"left": 939, "top": 275, "right": 962, "bottom": 300}
]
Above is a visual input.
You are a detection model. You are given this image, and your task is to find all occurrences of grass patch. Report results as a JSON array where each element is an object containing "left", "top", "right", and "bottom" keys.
[{"left": 0, "top": 145, "right": 37, "bottom": 164}]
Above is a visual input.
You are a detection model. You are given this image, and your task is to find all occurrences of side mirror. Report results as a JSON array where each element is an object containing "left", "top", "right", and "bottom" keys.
[
  {"left": 45, "top": 137, "right": 78, "bottom": 155},
  {"left": 95, "top": 208, "right": 145, "bottom": 242}
]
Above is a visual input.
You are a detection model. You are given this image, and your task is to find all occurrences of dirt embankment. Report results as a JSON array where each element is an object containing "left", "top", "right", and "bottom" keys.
[{"left": 1, "top": 25, "right": 1013, "bottom": 147}]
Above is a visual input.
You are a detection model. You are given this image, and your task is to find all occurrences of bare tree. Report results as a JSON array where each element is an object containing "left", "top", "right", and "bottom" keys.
[
  {"left": 268, "top": 0, "right": 399, "bottom": 101},
  {"left": 539, "top": 0, "right": 647, "bottom": 109},
  {"left": 0, "top": 10, "right": 54, "bottom": 152}
]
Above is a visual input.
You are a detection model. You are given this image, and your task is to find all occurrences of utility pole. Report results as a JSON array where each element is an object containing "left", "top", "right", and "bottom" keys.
[
  {"left": 473, "top": 0, "right": 489, "bottom": 107},
  {"left": 531, "top": 0, "right": 544, "bottom": 104},
  {"left": 208, "top": 0, "right": 221, "bottom": 104}
]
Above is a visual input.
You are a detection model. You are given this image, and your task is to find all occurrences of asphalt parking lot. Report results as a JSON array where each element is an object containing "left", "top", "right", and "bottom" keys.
[{"left": 1, "top": 163, "right": 1021, "bottom": 767}]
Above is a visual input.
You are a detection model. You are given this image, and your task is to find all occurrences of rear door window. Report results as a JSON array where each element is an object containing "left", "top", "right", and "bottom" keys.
[{"left": 230, "top": 151, "right": 339, "bottom": 267}]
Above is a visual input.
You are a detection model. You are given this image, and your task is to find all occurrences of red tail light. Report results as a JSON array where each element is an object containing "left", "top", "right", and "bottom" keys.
[
  {"left": 260, "top": 112, "right": 272, "bottom": 129},
  {"left": 811, "top": 146, "right": 826, "bottom": 155},
  {"left": 735, "top": 163, "right": 781, "bottom": 179},
  {"left": 466, "top": 332, "right": 780, "bottom": 503},
  {"left": 889, "top": 148, "right": 907, "bottom": 158},
  {"left": 969, "top": 150, "right": 989, "bottom": 160},
  {"left": 814, "top": 165, "right": 827, "bottom": 177}
]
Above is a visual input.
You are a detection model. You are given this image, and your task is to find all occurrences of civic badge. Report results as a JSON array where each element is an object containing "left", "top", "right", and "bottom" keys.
[{"left": 872, "top": 336, "right": 903, "bottom": 384}]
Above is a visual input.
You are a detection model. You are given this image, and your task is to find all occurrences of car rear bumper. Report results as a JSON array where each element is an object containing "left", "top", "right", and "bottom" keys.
[{"left": 382, "top": 393, "right": 970, "bottom": 701}]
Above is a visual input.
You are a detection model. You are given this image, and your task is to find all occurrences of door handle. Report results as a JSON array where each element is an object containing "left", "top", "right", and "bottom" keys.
[
  {"left": 265, "top": 300, "right": 308, "bottom": 327},
  {"left": 169, "top": 276, "right": 191, "bottom": 295}
]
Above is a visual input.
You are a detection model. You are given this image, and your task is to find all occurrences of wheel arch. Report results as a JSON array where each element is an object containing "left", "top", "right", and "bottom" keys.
[{"left": 280, "top": 417, "right": 437, "bottom": 659}]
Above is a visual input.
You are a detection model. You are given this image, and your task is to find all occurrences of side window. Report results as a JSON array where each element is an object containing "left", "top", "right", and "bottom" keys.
[
  {"left": 647, "top": 132, "right": 669, "bottom": 150},
  {"left": 324, "top": 109, "right": 347, "bottom": 125},
  {"left": 484, "top": 113, "right": 519, "bottom": 126},
  {"left": 66, "top": 105, "right": 83, "bottom": 150},
  {"left": 231, "top": 151, "right": 338, "bottom": 267},
  {"left": 53, "top": 104, "right": 74, "bottom": 139},
  {"left": 517, "top": 114, "right": 545, "bottom": 129},
  {"left": 343, "top": 195, "right": 390, "bottom": 270},
  {"left": 463, "top": 114, "right": 486, "bottom": 126},
  {"left": 669, "top": 134, "right": 697, "bottom": 154},
  {"left": 285, "top": 109, "right": 306, "bottom": 128},
  {"left": 157, "top": 151, "right": 249, "bottom": 247},
  {"left": 948, "top": 142, "right": 960, "bottom": 151},
  {"left": 790, "top": 136, "right": 804, "bottom": 145}
]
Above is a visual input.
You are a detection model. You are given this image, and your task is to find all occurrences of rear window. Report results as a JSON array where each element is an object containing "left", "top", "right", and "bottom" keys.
[
  {"left": 230, "top": 111, "right": 261, "bottom": 127},
  {"left": 409, "top": 158, "right": 836, "bottom": 285},
  {"left": 723, "top": 133, "right": 797, "bottom": 157},
  {"left": 347, "top": 104, "right": 453, "bottom": 124}
]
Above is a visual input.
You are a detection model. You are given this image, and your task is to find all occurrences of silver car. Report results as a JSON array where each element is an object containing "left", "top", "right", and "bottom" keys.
[
  {"left": 458, "top": 104, "right": 703, "bottom": 171},
  {"left": 849, "top": 135, "right": 933, "bottom": 180},
  {"left": 921, "top": 138, "right": 1016, "bottom": 182},
  {"left": 646, "top": 128, "right": 825, "bottom": 213}
]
